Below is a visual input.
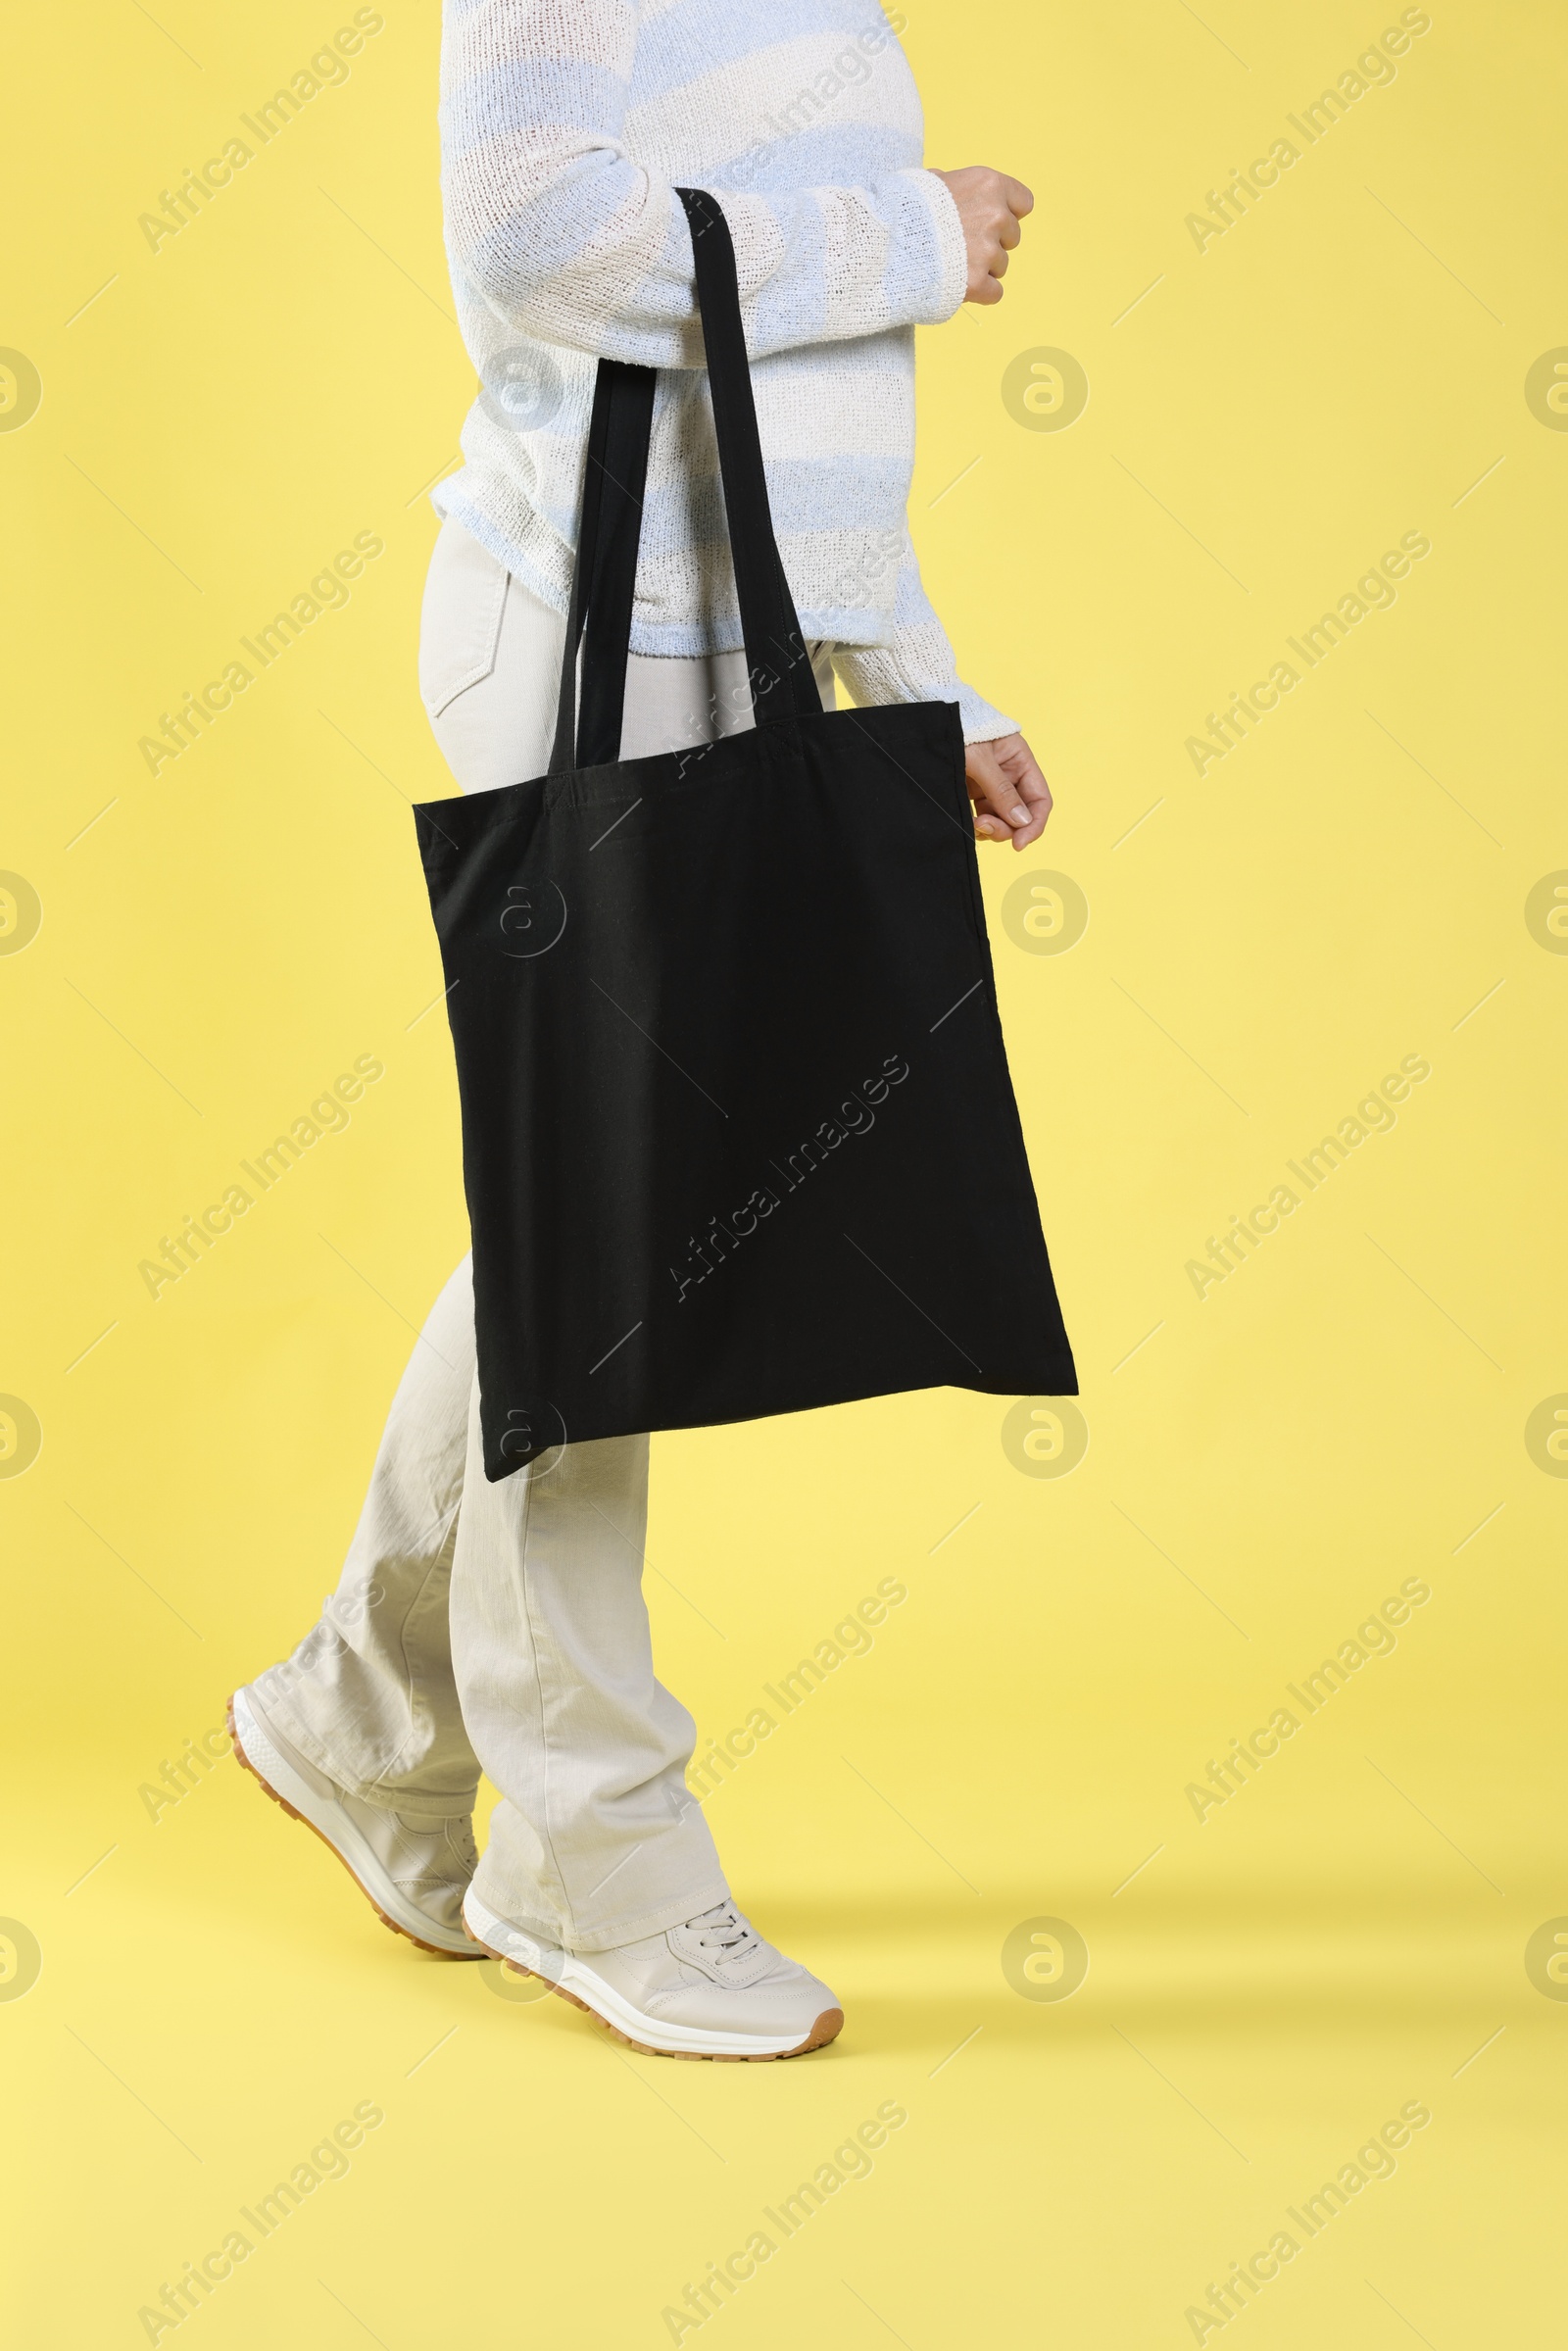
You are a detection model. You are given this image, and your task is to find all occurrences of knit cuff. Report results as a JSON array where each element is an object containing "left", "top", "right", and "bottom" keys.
[
  {"left": 915, "top": 171, "right": 969, "bottom": 323},
  {"left": 956, "top": 681, "right": 1021, "bottom": 744}
]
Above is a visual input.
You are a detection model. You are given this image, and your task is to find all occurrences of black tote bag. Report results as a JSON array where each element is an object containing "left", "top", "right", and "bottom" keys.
[{"left": 414, "top": 186, "right": 1077, "bottom": 1480}]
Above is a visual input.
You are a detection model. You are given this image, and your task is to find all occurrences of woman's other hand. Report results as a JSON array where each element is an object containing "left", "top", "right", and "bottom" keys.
[
  {"left": 931, "top": 168, "right": 1034, "bottom": 304},
  {"left": 966, "top": 734, "right": 1053, "bottom": 850}
]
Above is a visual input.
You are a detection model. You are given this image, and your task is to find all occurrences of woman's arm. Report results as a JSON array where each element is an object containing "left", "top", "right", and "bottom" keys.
[{"left": 443, "top": 0, "right": 970, "bottom": 365}]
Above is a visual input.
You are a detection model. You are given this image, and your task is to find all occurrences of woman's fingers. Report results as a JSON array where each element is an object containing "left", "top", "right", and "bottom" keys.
[
  {"left": 965, "top": 734, "right": 1054, "bottom": 852},
  {"left": 991, "top": 733, "right": 1054, "bottom": 849},
  {"left": 965, "top": 739, "right": 1031, "bottom": 842},
  {"left": 932, "top": 167, "right": 1035, "bottom": 302}
]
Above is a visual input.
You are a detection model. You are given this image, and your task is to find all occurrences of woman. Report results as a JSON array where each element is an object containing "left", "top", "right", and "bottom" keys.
[{"left": 229, "top": 0, "right": 1051, "bottom": 2062}]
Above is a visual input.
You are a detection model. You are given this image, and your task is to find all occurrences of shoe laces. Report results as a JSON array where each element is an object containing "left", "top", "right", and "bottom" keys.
[{"left": 685, "top": 1902, "right": 758, "bottom": 1964}]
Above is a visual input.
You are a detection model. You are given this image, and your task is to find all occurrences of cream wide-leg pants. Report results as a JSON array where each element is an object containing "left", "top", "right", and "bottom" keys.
[{"left": 253, "top": 518, "right": 836, "bottom": 1952}]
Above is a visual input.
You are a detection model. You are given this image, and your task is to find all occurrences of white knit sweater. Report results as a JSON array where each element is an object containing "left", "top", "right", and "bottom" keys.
[{"left": 433, "top": 0, "right": 1018, "bottom": 742}]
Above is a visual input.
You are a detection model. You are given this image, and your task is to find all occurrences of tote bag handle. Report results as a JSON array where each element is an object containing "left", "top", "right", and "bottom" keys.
[{"left": 548, "top": 185, "right": 824, "bottom": 776}]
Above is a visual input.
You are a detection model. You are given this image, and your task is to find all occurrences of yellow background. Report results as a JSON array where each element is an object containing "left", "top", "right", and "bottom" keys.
[{"left": 3, "top": 1, "right": 1565, "bottom": 2342}]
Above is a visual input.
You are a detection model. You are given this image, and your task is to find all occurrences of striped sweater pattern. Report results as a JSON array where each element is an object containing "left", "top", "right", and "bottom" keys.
[{"left": 433, "top": 0, "right": 1017, "bottom": 740}]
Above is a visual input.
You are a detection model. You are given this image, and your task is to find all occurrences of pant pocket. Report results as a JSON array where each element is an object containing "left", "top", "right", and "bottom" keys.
[{"left": 419, "top": 516, "right": 511, "bottom": 720}]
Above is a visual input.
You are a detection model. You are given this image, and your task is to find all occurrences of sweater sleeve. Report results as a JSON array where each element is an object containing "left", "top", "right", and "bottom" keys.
[
  {"left": 441, "top": 0, "right": 968, "bottom": 367},
  {"left": 829, "top": 534, "right": 1020, "bottom": 744}
]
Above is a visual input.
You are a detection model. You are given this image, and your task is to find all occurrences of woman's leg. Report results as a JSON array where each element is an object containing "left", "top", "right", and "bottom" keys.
[
  {"left": 247, "top": 1254, "right": 478, "bottom": 1811},
  {"left": 451, "top": 1420, "right": 724, "bottom": 1949}
]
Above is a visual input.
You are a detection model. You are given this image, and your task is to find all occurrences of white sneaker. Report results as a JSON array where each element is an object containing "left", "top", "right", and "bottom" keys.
[
  {"left": 462, "top": 1886, "right": 843, "bottom": 2060},
  {"left": 228, "top": 1685, "right": 480, "bottom": 1959}
]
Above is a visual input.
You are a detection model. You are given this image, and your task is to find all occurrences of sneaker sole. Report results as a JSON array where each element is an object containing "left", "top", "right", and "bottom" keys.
[
  {"left": 462, "top": 1889, "right": 843, "bottom": 2062},
  {"left": 227, "top": 1687, "right": 479, "bottom": 1961}
]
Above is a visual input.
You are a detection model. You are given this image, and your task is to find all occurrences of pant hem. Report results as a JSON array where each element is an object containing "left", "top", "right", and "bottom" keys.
[
  {"left": 248, "top": 1676, "right": 478, "bottom": 1819},
  {"left": 473, "top": 1872, "right": 731, "bottom": 1956}
]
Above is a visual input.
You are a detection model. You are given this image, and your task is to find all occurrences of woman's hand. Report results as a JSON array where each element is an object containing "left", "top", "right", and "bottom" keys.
[
  {"left": 966, "top": 733, "right": 1053, "bottom": 851},
  {"left": 931, "top": 168, "right": 1034, "bottom": 304}
]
